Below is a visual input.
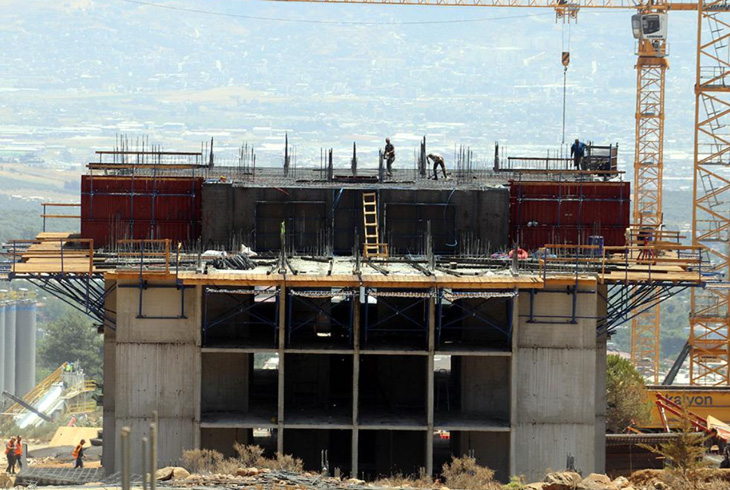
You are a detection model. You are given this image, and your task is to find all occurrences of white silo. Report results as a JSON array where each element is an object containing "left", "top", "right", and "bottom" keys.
[
  {"left": 15, "top": 299, "right": 37, "bottom": 399},
  {"left": 4, "top": 301, "right": 16, "bottom": 396}
]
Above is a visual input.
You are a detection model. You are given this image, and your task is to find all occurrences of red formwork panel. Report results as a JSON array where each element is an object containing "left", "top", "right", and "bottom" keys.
[
  {"left": 80, "top": 176, "right": 202, "bottom": 248},
  {"left": 509, "top": 180, "right": 630, "bottom": 250}
]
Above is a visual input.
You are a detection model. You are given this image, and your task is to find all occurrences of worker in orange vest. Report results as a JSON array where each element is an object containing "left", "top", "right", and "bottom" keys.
[
  {"left": 72, "top": 440, "right": 85, "bottom": 469},
  {"left": 13, "top": 436, "right": 23, "bottom": 472},
  {"left": 5, "top": 437, "right": 16, "bottom": 474}
]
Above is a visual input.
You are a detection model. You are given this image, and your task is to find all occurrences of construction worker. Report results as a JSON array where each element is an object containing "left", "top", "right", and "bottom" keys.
[
  {"left": 13, "top": 436, "right": 22, "bottom": 472},
  {"left": 570, "top": 138, "right": 586, "bottom": 171},
  {"left": 72, "top": 440, "right": 85, "bottom": 469},
  {"left": 5, "top": 437, "right": 15, "bottom": 474},
  {"left": 636, "top": 221, "right": 655, "bottom": 261},
  {"left": 427, "top": 153, "right": 448, "bottom": 180},
  {"left": 384, "top": 138, "right": 395, "bottom": 177}
]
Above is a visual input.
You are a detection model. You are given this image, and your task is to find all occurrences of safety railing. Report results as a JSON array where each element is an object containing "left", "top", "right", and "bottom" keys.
[
  {"left": 41, "top": 203, "right": 81, "bottom": 232},
  {"left": 536, "top": 242, "right": 704, "bottom": 283},
  {"left": 625, "top": 225, "right": 685, "bottom": 246},
  {"left": 3, "top": 363, "right": 67, "bottom": 417},
  {"left": 2, "top": 238, "right": 94, "bottom": 276},
  {"left": 116, "top": 239, "right": 171, "bottom": 275},
  {"left": 67, "top": 400, "right": 98, "bottom": 414}
]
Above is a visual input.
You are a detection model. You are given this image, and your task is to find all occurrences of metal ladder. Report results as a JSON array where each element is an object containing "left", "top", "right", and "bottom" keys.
[{"left": 362, "top": 192, "right": 388, "bottom": 257}]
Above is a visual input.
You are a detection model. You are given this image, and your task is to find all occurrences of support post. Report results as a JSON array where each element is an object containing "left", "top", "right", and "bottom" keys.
[
  {"left": 278, "top": 283, "right": 286, "bottom": 454},
  {"left": 351, "top": 297, "right": 361, "bottom": 476},
  {"left": 426, "top": 288, "right": 436, "bottom": 475}
]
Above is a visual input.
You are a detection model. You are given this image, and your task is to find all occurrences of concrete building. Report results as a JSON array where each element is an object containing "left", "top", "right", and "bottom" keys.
[
  {"left": 10, "top": 147, "right": 697, "bottom": 483},
  {"left": 101, "top": 267, "right": 607, "bottom": 482}
]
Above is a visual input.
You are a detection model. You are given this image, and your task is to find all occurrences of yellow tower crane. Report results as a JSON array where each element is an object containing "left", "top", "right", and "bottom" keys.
[
  {"left": 631, "top": 8, "right": 669, "bottom": 384},
  {"left": 690, "top": 0, "right": 730, "bottom": 385},
  {"left": 265, "top": 0, "right": 730, "bottom": 386}
]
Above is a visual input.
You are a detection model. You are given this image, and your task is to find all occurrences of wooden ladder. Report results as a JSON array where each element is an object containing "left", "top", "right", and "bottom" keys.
[{"left": 362, "top": 192, "right": 388, "bottom": 258}]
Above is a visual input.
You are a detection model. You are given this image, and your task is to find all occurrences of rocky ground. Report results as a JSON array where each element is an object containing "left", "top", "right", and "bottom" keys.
[{"left": 4, "top": 461, "right": 730, "bottom": 489}]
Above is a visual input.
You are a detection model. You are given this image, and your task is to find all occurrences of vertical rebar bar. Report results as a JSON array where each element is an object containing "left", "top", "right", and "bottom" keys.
[
  {"left": 142, "top": 436, "right": 148, "bottom": 490},
  {"left": 150, "top": 410, "right": 158, "bottom": 490},
  {"left": 121, "top": 427, "right": 131, "bottom": 490}
]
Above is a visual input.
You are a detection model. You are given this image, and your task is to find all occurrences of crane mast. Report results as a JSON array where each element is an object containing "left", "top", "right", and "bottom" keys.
[
  {"left": 690, "top": 0, "right": 730, "bottom": 385},
  {"left": 631, "top": 9, "right": 668, "bottom": 383}
]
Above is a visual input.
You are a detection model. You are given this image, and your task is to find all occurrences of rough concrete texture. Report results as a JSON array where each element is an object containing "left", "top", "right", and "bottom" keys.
[
  {"left": 513, "top": 286, "right": 604, "bottom": 482},
  {"left": 106, "top": 280, "right": 202, "bottom": 473}
]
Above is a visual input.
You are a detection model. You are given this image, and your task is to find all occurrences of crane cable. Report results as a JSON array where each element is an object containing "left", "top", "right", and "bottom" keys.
[{"left": 561, "top": 21, "right": 571, "bottom": 146}]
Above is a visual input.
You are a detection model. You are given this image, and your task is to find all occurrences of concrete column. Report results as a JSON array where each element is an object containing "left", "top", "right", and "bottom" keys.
[
  {"left": 277, "top": 284, "right": 286, "bottom": 454},
  {"left": 351, "top": 297, "right": 360, "bottom": 477},
  {"left": 111, "top": 280, "right": 200, "bottom": 474},
  {"left": 194, "top": 287, "right": 202, "bottom": 450},
  {"left": 512, "top": 284, "right": 599, "bottom": 483},
  {"left": 102, "top": 280, "right": 117, "bottom": 473},
  {"left": 594, "top": 284, "right": 608, "bottom": 473},
  {"left": 426, "top": 289, "right": 436, "bottom": 476},
  {"left": 509, "top": 293, "right": 519, "bottom": 477},
  {"left": 4, "top": 302, "right": 17, "bottom": 396},
  {"left": 15, "top": 300, "right": 37, "bottom": 399}
]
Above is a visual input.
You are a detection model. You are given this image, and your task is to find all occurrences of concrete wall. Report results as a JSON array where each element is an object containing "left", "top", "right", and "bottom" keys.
[
  {"left": 460, "top": 356, "right": 510, "bottom": 421},
  {"left": 454, "top": 432, "right": 510, "bottom": 482},
  {"left": 201, "top": 352, "right": 249, "bottom": 413},
  {"left": 201, "top": 184, "right": 509, "bottom": 255},
  {"left": 105, "top": 280, "right": 202, "bottom": 473},
  {"left": 512, "top": 286, "right": 604, "bottom": 483}
]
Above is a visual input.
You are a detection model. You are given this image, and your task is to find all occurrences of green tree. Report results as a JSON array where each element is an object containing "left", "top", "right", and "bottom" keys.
[
  {"left": 38, "top": 311, "right": 103, "bottom": 382},
  {"left": 606, "top": 354, "right": 652, "bottom": 433}
]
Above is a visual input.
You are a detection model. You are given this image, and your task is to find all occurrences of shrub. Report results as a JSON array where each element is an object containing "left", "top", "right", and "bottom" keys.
[
  {"left": 441, "top": 456, "right": 501, "bottom": 490},
  {"left": 183, "top": 444, "right": 304, "bottom": 475},
  {"left": 233, "top": 443, "right": 265, "bottom": 467},
  {"left": 181, "top": 449, "right": 225, "bottom": 474},
  {"left": 639, "top": 414, "right": 710, "bottom": 490},
  {"left": 269, "top": 452, "right": 304, "bottom": 473},
  {"left": 374, "top": 471, "right": 433, "bottom": 488},
  {"left": 503, "top": 475, "right": 525, "bottom": 490}
]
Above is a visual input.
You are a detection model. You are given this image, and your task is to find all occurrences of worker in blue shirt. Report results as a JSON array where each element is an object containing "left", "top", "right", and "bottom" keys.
[{"left": 571, "top": 139, "right": 586, "bottom": 171}]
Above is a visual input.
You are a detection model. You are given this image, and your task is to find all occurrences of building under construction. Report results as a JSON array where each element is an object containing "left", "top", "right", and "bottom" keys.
[{"left": 3, "top": 142, "right": 705, "bottom": 483}]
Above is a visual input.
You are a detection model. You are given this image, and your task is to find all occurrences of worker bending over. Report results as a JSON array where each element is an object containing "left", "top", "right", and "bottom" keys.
[
  {"left": 384, "top": 138, "right": 395, "bottom": 177},
  {"left": 427, "top": 153, "right": 448, "bottom": 180},
  {"left": 571, "top": 138, "right": 586, "bottom": 171}
]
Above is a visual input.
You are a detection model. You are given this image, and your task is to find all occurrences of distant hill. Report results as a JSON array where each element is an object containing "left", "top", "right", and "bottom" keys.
[{"left": 0, "top": 0, "right": 699, "bottom": 176}]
